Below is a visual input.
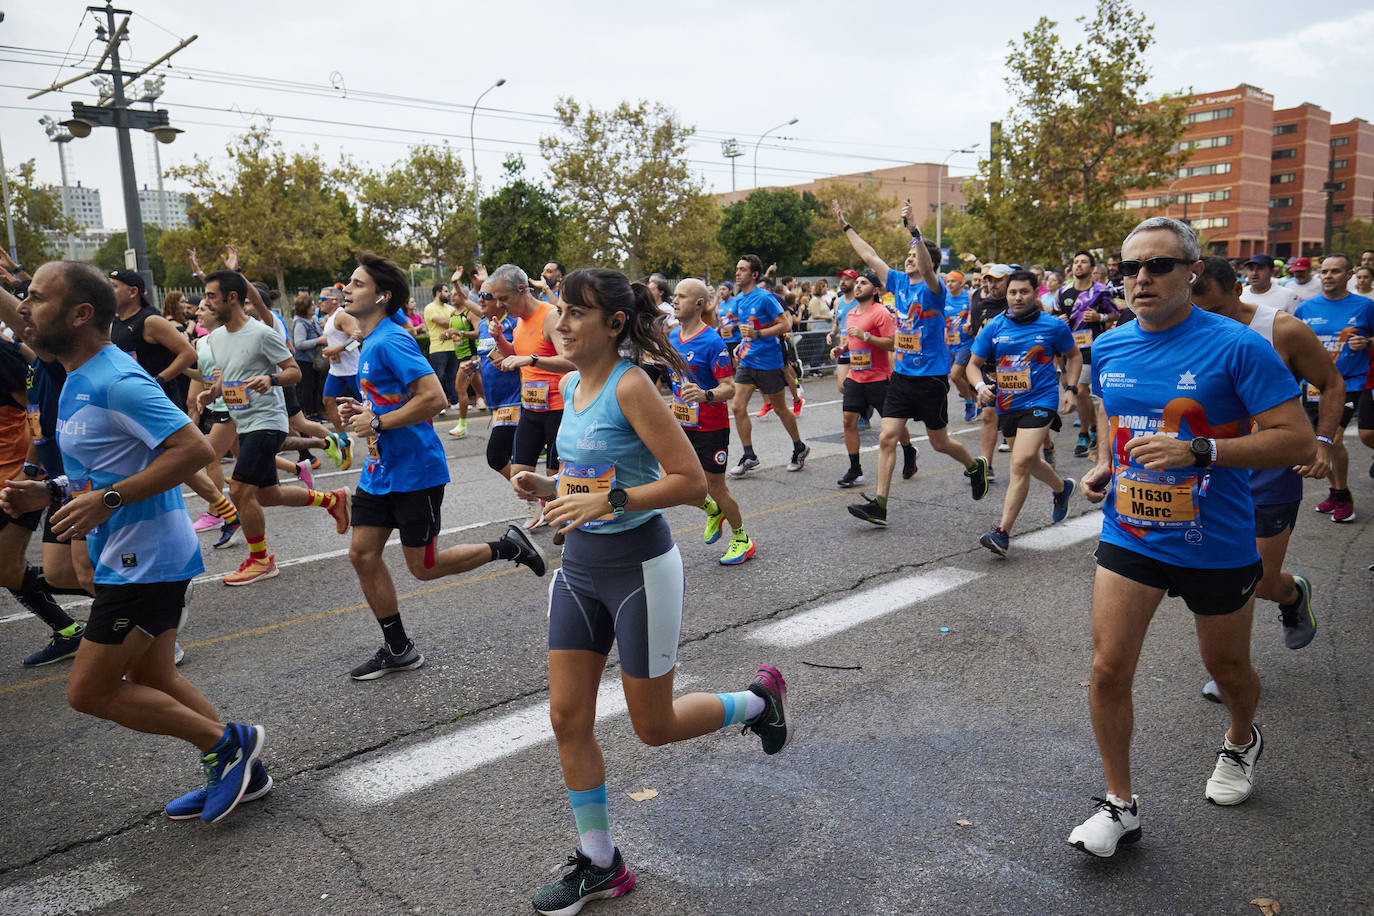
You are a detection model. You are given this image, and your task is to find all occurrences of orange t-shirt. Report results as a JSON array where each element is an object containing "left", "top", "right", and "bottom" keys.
[
  {"left": 513, "top": 301, "right": 566, "bottom": 411},
  {"left": 0, "top": 407, "right": 28, "bottom": 486}
]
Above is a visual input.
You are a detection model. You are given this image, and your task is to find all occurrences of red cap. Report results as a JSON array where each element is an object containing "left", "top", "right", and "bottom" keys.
[
  {"left": 836, "top": 269, "right": 859, "bottom": 279},
  {"left": 1289, "top": 257, "right": 1311, "bottom": 271}
]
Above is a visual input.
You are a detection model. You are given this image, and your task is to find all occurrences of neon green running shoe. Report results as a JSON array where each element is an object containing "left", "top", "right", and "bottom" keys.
[
  {"left": 719, "top": 531, "right": 756, "bottom": 565},
  {"left": 703, "top": 497, "right": 723, "bottom": 544},
  {"left": 324, "top": 433, "right": 343, "bottom": 468}
]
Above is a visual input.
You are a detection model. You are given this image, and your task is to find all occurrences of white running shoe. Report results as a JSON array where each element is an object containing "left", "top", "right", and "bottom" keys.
[
  {"left": 1067, "top": 793, "right": 1141, "bottom": 857},
  {"left": 1205, "top": 724, "right": 1262, "bottom": 806}
]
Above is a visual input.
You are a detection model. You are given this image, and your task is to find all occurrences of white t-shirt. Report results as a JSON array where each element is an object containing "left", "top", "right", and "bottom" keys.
[
  {"left": 1284, "top": 276, "right": 1322, "bottom": 302},
  {"left": 1241, "top": 283, "right": 1302, "bottom": 315}
]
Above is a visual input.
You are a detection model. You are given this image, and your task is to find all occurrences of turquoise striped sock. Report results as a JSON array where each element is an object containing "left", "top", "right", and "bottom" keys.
[
  {"left": 716, "top": 690, "right": 764, "bottom": 728},
  {"left": 567, "top": 784, "right": 614, "bottom": 868}
]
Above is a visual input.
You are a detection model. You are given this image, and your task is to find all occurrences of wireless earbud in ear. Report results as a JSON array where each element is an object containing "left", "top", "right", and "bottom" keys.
[
  {"left": 376, "top": 296, "right": 387, "bottom": 306},
  {"left": 1189, "top": 274, "right": 1197, "bottom": 284},
  {"left": 611, "top": 320, "right": 622, "bottom": 331}
]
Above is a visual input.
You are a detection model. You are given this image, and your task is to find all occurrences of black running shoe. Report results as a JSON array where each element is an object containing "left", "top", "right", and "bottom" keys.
[
  {"left": 847, "top": 494, "right": 887, "bottom": 527},
  {"left": 743, "top": 664, "right": 790, "bottom": 755},
  {"left": 532, "top": 848, "right": 635, "bottom": 915},
  {"left": 901, "top": 445, "right": 919, "bottom": 479},
  {"left": 965, "top": 456, "right": 990, "bottom": 501},
  {"left": 502, "top": 525, "right": 546, "bottom": 577},
  {"left": 1043, "top": 446, "right": 1056, "bottom": 467},
  {"left": 837, "top": 468, "right": 865, "bottom": 488},
  {"left": 786, "top": 444, "right": 810, "bottom": 472},
  {"left": 349, "top": 642, "right": 425, "bottom": 680},
  {"left": 22, "top": 624, "right": 85, "bottom": 668}
]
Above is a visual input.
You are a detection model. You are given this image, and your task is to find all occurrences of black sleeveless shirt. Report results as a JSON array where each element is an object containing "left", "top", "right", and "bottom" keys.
[{"left": 110, "top": 306, "right": 176, "bottom": 378}]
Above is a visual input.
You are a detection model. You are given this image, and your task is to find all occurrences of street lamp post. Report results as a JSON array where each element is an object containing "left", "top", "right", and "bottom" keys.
[
  {"left": 0, "top": 133, "right": 15, "bottom": 261},
  {"left": 139, "top": 76, "right": 170, "bottom": 229},
  {"left": 936, "top": 144, "right": 978, "bottom": 256},
  {"left": 753, "top": 117, "right": 798, "bottom": 191},
  {"left": 721, "top": 139, "right": 743, "bottom": 203},
  {"left": 469, "top": 78, "right": 506, "bottom": 261},
  {"left": 40, "top": 116, "right": 77, "bottom": 259}
]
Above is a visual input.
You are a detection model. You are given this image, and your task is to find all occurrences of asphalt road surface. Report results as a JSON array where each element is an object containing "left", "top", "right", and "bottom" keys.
[{"left": 2, "top": 391, "right": 1371, "bottom": 916}]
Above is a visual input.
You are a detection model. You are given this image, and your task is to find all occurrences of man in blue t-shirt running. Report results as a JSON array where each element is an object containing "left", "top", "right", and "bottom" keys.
[
  {"left": 333, "top": 252, "right": 546, "bottom": 681},
  {"left": 2, "top": 260, "right": 269, "bottom": 824},
  {"left": 1067, "top": 217, "right": 1314, "bottom": 859}
]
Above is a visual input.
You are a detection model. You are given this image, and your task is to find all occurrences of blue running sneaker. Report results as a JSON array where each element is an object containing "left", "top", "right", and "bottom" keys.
[
  {"left": 963, "top": 399, "right": 977, "bottom": 422},
  {"left": 1052, "top": 478, "right": 1075, "bottom": 523},
  {"left": 200, "top": 723, "right": 265, "bottom": 823},
  {"left": 980, "top": 526, "right": 1009, "bottom": 557},
  {"left": 166, "top": 760, "right": 272, "bottom": 820}
]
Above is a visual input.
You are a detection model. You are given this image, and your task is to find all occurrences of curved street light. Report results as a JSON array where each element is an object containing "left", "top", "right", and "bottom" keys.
[
  {"left": 753, "top": 117, "right": 798, "bottom": 191},
  {"left": 470, "top": 77, "right": 506, "bottom": 260},
  {"left": 936, "top": 144, "right": 979, "bottom": 254}
]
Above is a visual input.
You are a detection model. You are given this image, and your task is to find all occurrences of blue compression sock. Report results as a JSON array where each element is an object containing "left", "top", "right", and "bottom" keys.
[{"left": 567, "top": 784, "right": 614, "bottom": 868}]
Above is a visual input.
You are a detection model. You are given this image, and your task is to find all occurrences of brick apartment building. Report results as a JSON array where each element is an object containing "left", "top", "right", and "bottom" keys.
[{"left": 1123, "top": 84, "right": 1373, "bottom": 259}]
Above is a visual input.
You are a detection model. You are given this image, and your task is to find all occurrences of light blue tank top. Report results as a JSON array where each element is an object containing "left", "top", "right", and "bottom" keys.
[{"left": 555, "top": 359, "right": 662, "bottom": 534}]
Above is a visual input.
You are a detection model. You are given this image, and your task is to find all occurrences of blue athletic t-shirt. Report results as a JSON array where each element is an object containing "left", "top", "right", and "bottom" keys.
[
  {"left": 972, "top": 312, "right": 1076, "bottom": 413},
  {"left": 57, "top": 346, "right": 203, "bottom": 585},
  {"left": 719, "top": 300, "right": 742, "bottom": 345},
  {"left": 944, "top": 289, "right": 972, "bottom": 350},
  {"left": 357, "top": 319, "right": 450, "bottom": 495},
  {"left": 555, "top": 360, "right": 662, "bottom": 534},
  {"left": 1091, "top": 307, "right": 1300, "bottom": 568},
  {"left": 730, "top": 287, "right": 784, "bottom": 370},
  {"left": 27, "top": 358, "right": 65, "bottom": 476},
  {"left": 1292, "top": 293, "right": 1374, "bottom": 395},
  {"left": 885, "top": 271, "right": 950, "bottom": 377},
  {"left": 478, "top": 315, "right": 522, "bottom": 427},
  {"left": 670, "top": 324, "right": 734, "bottom": 432}
]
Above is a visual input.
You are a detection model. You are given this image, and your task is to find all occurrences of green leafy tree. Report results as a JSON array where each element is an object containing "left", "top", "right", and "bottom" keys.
[
  {"left": 968, "top": 0, "right": 1189, "bottom": 264},
  {"left": 478, "top": 155, "right": 562, "bottom": 273},
  {"left": 1333, "top": 219, "right": 1374, "bottom": 260},
  {"left": 540, "top": 98, "right": 723, "bottom": 277},
  {"left": 91, "top": 224, "right": 166, "bottom": 284},
  {"left": 2, "top": 160, "right": 81, "bottom": 264},
  {"left": 356, "top": 142, "right": 474, "bottom": 274},
  {"left": 161, "top": 124, "right": 354, "bottom": 298},
  {"left": 717, "top": 189, "right": 816, "bottom": 275},
  {"left": 806, "top": 180, "right": 909, "bottom": 274}
]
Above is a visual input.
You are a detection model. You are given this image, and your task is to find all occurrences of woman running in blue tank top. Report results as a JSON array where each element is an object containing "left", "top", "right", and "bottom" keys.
[{"left": 511, "top": 268, "right": 792, "bottom": 915}]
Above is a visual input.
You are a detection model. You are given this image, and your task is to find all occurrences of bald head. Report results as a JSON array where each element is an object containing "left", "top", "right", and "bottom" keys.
[{"left": 671, "top": 277, "right": 711, "bottom": 323}]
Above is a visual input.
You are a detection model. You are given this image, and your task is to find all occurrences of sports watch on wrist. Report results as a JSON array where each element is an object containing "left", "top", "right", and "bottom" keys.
[
  {"left": 370, "top": 414, "right": 383, "bottom": 434},
  {"left": 1189, "top": 436, "right": 1214, "bottom": 469},
  {"left": 607, "top": 488, "right": 629, "bottom": 519},
  {"left": 102, "top": 488, "right": 124, "bottom": 509}
]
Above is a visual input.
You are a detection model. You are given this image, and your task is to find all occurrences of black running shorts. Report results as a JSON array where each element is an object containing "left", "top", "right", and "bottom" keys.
[
  {"left": 351, "top": 485, "right": 444, "bottom": 547},
  {"left": 1095, "top": 541, "right": 1261, "bottom": 616},
  {"left": 999, "top": 407, "right": 1062, "bottom": 439},
  {"left": 85, "top": 580, "right": 189, "bottom": 645},
  {"left": 233, "top": 429, "right": 287, "bottom": 488},
  {"left": 1253, "top": 500, "right": 1300, "bottom": 539},
  {"left": 1304, "top": 395, "right": 1357, "bottom": 430},
  {"left": 882, "top": 373, "right": 950, "bottom": 428},
  {"left": 513, "top": 408, "right": 562, "bottom": 470},
  {"left": 686, "top": 428, "right": 730, "bottom": 475}
]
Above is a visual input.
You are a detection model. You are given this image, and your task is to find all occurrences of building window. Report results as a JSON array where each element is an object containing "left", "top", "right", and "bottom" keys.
[
  {"left": 1271, "top": 148, "right": 1297, "bottom": 160},
  {"left": 1174, "top": 135, "right": 1233, "bottom": 152},
  {"left": 1178, "top": 162, "right": 1231, "bottom": 178},
  {"left": 1186, "top": 107, "right": 1234, "bottom": 124},
  {"left": 1330, "top": 137, "right": 1349, "bottom": 147},
  {"left": 1270, "top": 173, "right": 1296, "bottom": 184},
  {"left": 1332, "top": 158, "right": 1349, "bottom": 170},
  {"left": 1270, "top": 221, "right": 1293, "bottom": 232},
  {"left": 1269, "top": 197, "right": 1293, "bottom": 208},
  {"left": 1273, "top": 124, "right": 1298, "bottom": 136},
  {"left": 1334, "top": 204, "right": 1346, "bottom": 213},
  {"left": 1332, "top": 181, "right": 1348, "bottom": 191},
  {"left": 1190, "top": 217, "right": 1230, "bottom": 230}
]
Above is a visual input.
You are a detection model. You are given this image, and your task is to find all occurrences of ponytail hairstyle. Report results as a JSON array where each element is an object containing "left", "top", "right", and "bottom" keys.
[{"left": 561, "top": 268, "right": 688, "bottom": 375}]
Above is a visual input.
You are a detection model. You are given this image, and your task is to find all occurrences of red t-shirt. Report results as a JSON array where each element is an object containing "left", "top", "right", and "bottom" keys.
[{"left": 845, "top": 303, "right": 895, "bottom": 383}]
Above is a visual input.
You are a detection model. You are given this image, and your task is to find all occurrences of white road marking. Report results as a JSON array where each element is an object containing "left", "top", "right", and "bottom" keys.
[
  {"left": 1015, "top": 511, "right": 1102, "bottom": 551},
  {"left": 0, "top": 860, "right": 137, "bottom": 915},
  {"left": 3, "top": 514, "right": 528, "bottom": 623},
  {"left": 747, "top": 567, "right": 984, "bottom": 648},
  {"left": 336, "top": 675, "right": 689, "bottom": 806}
]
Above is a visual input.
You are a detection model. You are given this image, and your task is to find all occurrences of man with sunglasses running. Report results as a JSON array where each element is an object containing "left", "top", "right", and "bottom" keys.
[{"left": 1068, "top": 218, "right": 1313, "bottom": 859}]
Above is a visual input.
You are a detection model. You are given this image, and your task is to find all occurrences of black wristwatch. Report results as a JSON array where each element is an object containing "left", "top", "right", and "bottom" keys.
[
  {"left": 704, "top": 389, "right": 714, "bottom": 403},
  {"left": 370, "top": 414, "right": 383, "bottom": 434},
  {"left": 607, "top": 487, "right": 629, "bottom": 519},
  {"left": 529, "top": 353, "right": 540, "bottom": 367},
  {"left": 102, "top": 488, "right": 124, "bottom": 510},
  {"left": 1064, "top": 384, "right": 1078, "bottom": 394},
  {"left": 1189, "top": 436, "right": 1214, "bottom": 469}
]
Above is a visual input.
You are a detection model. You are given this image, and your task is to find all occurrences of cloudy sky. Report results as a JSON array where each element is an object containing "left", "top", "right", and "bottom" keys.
[{"left": 2, "top": 0, "right": 1371, "bottom": 232}]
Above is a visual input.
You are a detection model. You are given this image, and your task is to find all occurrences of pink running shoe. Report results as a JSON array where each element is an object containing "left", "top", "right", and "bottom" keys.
[
  {"left": 193, "top": 512, "right": 220, "bottom": 533},
  {"left": 295, "top": 460, "right": 314, "bottom": 490}
]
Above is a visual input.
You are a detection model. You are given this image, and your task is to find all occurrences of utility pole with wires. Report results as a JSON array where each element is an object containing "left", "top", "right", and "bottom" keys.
[{"left": 28, "top": 2, "right": 194, "bottom": 297}]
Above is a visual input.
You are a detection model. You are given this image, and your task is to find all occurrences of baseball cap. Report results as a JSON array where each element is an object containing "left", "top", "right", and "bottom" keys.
[
  {"left": 983, "top": 264, "right": 1012, "bottom": 279},
  {"left": 1289, "top": 257, "right": 1311, "bottom": 271},
  {"left": 836, "top": 269, "right": 859, "bottom": 280},
  {"left": 107, "top": 269, "right": 150, "bottom": 307},
  {"left": 1243, "top": 253, "right": 1273, "bottom": 267}
]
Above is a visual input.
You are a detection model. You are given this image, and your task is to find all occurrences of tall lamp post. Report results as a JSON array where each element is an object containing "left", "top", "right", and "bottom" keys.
[
  {"left": 935, "top": 144, "right": 978, "bottom": 256},
  {"left": 40, "top": 116, "right": 77, "bottom": 259},
  {"left": 753, "top": 117, "right": 798, "bottom": 191},
  {"left": 469, "top": 77, "right": 506, "bottom": 261}
]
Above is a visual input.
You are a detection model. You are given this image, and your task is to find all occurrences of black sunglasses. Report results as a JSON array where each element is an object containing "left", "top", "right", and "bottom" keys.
[{"left": 1118, "top": 257, "right": 1189, "bottom": 278}]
